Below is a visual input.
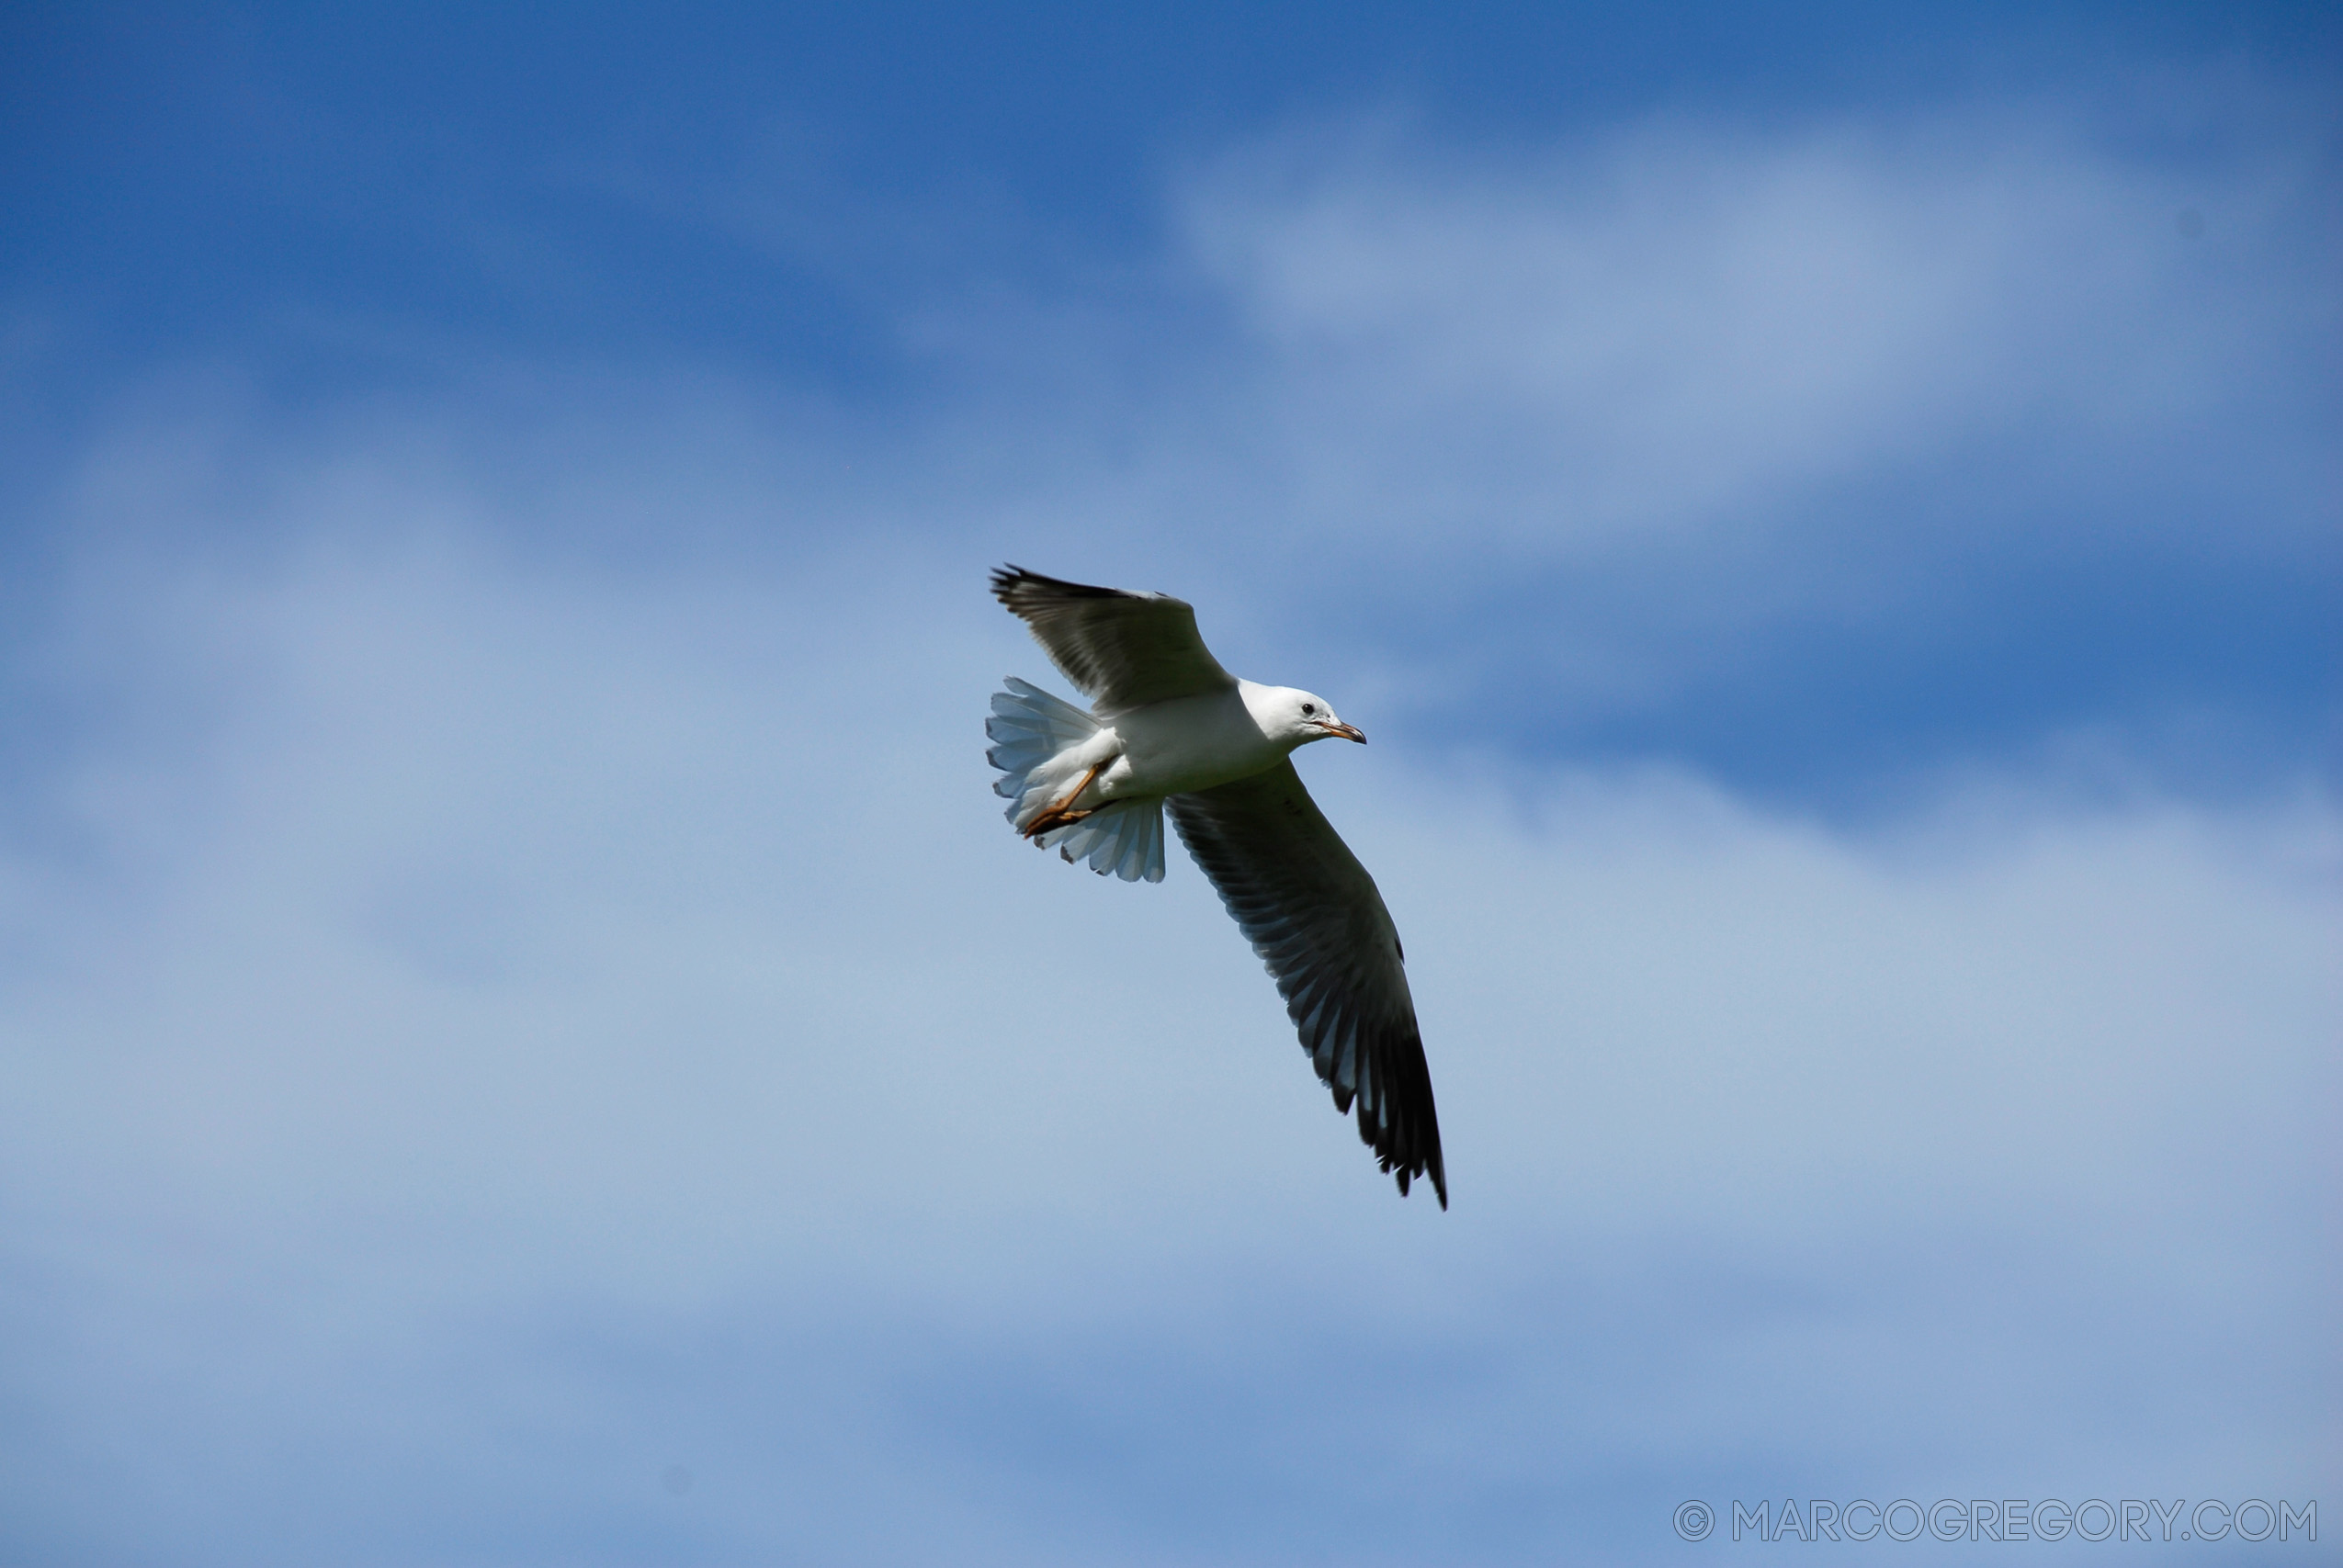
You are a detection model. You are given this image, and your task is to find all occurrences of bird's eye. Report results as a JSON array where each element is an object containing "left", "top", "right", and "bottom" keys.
[{"left": 1301, "top": 703, "right": 1316, "bottom": 716}]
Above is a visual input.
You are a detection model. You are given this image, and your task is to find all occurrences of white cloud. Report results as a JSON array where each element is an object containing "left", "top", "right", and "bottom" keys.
[
  {"left": 1167, "top": 107, "right": 2334, "bottom": 564},
  {"left": 0, "top": 400, "right": 2331, "bottom": 1559}
]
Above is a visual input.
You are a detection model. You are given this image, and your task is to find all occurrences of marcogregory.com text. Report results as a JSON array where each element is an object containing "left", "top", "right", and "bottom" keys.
[{"left": 1670, "top": 1497, "right": 2316, "bottom": 1544}]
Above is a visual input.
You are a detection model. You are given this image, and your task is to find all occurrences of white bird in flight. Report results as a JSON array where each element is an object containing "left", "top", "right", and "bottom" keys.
[{"left": 986, "top": 566, "right": 1445, "bottom": 1206}]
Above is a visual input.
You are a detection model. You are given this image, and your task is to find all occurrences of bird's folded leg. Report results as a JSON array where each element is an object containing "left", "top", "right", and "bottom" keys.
[{"left": 1022, "top": 761, "right": 1107, "bottom": 838}]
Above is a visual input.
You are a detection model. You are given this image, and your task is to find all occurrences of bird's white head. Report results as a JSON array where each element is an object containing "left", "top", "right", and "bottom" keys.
[{"left": 1263, "top": 685, "right": 1366, "bottom": 749}]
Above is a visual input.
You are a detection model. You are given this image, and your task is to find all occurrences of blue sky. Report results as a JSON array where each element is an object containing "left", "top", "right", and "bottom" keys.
[{"left": 1, "top": 5, "right": 2337, "bottom": 1564}]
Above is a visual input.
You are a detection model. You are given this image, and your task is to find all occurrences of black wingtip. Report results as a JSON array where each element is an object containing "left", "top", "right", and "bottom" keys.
[
  {"left": 990, "top": 565, "right": 1140, "bottom": 607},
  {"left": 1354, "top": 1055, "right": 1445, "bottom": 1211},
  {"left": 1359, "top": 1097, "right": 1443, "bottom": 1209},
  {"left": 1398, "top": 1156, "right": 1449, "bottom": 1210}
]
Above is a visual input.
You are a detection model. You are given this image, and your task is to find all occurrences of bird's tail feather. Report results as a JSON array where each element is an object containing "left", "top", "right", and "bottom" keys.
[
  {"left": 1037, "top": 796, "right": 1166, "bottom": 882},
  {"left": 987, "top": 677, "right": 1100, "bottom": 816},
  {"left": 985, "top": 677, "right": 1164, "bottom": 882}
]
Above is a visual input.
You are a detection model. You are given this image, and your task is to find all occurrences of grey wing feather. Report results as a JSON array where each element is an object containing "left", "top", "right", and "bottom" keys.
[
  {"left": 1167, "top": 761, "right": 1446, "bottom": 1207},
  {"left": 990, "top": 566, "right": 1238, "bottom": 712}
]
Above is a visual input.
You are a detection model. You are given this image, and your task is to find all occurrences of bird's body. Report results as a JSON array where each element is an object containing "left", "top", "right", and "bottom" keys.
[
  {"left": 986, "top": 566, "right": 1446, "bottom": 1206},
  {"left": 1021, "top": 682, "right": 1324, "bottom": 809}
]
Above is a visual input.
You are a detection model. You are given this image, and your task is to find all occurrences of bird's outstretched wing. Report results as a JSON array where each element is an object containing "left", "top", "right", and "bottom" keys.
[
  {"left": 990, "top": 566, "right": 1238, "bottom": 713},
  {"left": 1167, "top": 761, "right": 1446, "bottom": 1206}
]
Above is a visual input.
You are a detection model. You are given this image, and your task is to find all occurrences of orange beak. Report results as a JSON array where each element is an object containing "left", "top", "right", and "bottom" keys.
[{"left": 1318, "top": 721, "right": 1367, "bottom": 743}]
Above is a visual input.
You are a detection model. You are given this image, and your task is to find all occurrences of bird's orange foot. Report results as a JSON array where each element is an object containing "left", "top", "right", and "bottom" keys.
[{"left": 1020, "top": 761, "right": 1106, "bottom": 839}]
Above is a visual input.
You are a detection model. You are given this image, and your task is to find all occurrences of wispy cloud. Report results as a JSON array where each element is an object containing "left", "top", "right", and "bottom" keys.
[
  {"left": 2, "top": 369, "right": 2332, "bottom": 1558},
  {"left": 1139, "top": 104, "right": 2339, "bottom": 795},
  {"left": 1183, "top": 107, "right": 2325, "bottom": 537}
]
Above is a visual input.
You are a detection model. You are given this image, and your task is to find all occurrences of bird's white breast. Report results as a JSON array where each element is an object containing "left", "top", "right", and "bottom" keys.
[{"left": 1097, "top": 682, "right": 1285, "bottom": 799}]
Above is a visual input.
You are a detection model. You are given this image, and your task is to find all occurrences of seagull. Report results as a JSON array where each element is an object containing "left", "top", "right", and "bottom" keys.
[{"left": 986, "top": 566, "right": 1445, "bottom": 1206}]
